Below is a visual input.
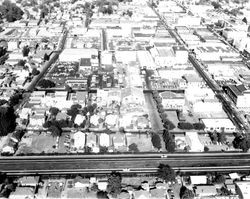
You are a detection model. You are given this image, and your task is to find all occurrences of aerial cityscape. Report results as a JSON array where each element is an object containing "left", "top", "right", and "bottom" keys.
[{"left": 0, "top": 0, "right": 250, "bottom": 198}]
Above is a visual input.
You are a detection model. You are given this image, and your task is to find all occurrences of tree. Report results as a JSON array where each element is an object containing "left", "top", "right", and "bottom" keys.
[
  {"left": 128, "top": 143, "right": 139, "bottom": 152},
  {"left": 214, "top": 174, "right": 225, "bottom": 184},
  {"left": 242, "top": 17, "right": 247, "bottom": 24},
  {"left": 0, "top": 99, "right": 7, "bottom": 106},
  {"left": 217, "top": 131, "right": 226, "bottom": 143},
  {"left": 163, "top": 118, "right": 175, "bottom": 130},
  {"left": 0, "top": 0, "right": 23, "bottom": 22},
  {"left": 40, "top": 5, "right": 49, "bottom": 19},
  {"left": 233, "top": 134, "right": 250, "bottom": 152},
  {"left": 37, "top": 79, "right": 56, "bottom": 88},
  {"left": 49, "top": 107, "right": 59, "bottom": 116},
  {"left": 0, "top": 105, "right": 16, "bottom": 136},
  {"left": 204, "top": 146, "right": 209, "bottom": 152},
  {"left": 31, "top": 68, "right": 40, "bottom": 76},
  {"left": 193, "top": 123, "right": 205, "bottom": 130},
  {"left": 211, "top": 1, "right": 221, "bottom": 9},
  {"left": 9, "top": 92, "right": 22, "bottom": 107},
  {"left": 209, "top": 131, "right": 218, "bottom": 144},
  {"left": 151, "top": 133, "right": 162, "bottom": 150},
  {"left": 17, "top": 60, "right": 26, "bottom": 66},
  {"left": 220, "top": 186, "right": 232, "bottom": 196},
  {"left": 22, "top": 46, "right": 30, "bottom": 57},
  {"left": 48, "top": 125, "right": 62, "bottom": 137},
  {"left": 178, "top": 122, "right": 194, "bottom": 130},
  {"left": 100, "top": 146, "right": 108, "bottom": 153},
  {"left": 107, "top": 172, "right": 122, "bottom": 197},
  {"left": 97, "top": 191, "right": 109, "bottom": 199},
  {"left": 163, "top": 130, "right": 175, "bottom": 153},
  {"left": 44, "top": 53, "right": 50, "bottom": 61},
  {"left": 157, "top": 164, "right": 176, "bottom": 183},
  {"left": 180, "top": 186, "right": 194, "bottom": 199}
]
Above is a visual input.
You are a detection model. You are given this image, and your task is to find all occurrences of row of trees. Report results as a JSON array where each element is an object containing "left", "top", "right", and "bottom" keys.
[
  {"left": 178, "top": 122, "right": 205, "bottom": 130},
  {"left": 152, "top": 91, "right": 176, "bottom": 130}
]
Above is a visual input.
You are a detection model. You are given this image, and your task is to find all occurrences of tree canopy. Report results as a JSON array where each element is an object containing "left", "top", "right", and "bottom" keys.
[
  {"left": 0, "top": 0, "right": 24, "bottom": 22},
  {"left": 107, "top": 172, "right": 122, "bottom": 197},
  {"left": 180, "top": 186, "right": 194, "bottom": 199},
  {"left": 162, "top": 130, "right": 175, "bottom": 152},
  {"left": 157, "top": 164, "right": 176, "bottom": 183},
  {"left": 38, "top": 79, "right": 56, "bottom": 88},
  {"left": 0, "top": 105, "right": 16, "bottom": 136},
  {"left": 151, "top": 133, "right": 162, "bottom": 150}
]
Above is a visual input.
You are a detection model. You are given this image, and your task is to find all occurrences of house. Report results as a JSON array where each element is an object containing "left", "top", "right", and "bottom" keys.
[
  {"left": 113, "top": 132, "right": 126, "bottom": 149},
  {"left": 121, "top": 87, "right": 145, "bottom": 106},
  {"left": 46, "top": 179, "right": 65, "bottom": 199},
  {"left": 190, "top": 175, "right": 207, "bottom": 185},
  {"left": 192, "top": 99, "right": 223, "bottom": 113},
  {"left": 86, "top": 133, "right": 99, "bottom": 153},
  {"left": 117, "top": 191, "right": 130, "bottom": 199},
  {"left": 97, "top": 179, "right": 108, "bottom": 191},
  {"left": 185, "top": 132, "right": 204, "bottom": 152},
  {"left": 105, "top": 114, "right": 118, "bottom": 128},
  {"left": 17, "top": 176, "right": 39, "bottom": 187},
  {"left": 73, "top": 131, "right": 85, "bottom": 149},
  {"left": 159, "top": 91, "right": 185, "bottom": 110},
  {"left": 224, "top": 84, "right": 250, "bottom": 108},
  {"left": 9, "top": 187, "right": 35, "bottom": 199},
  {"left": 226, "top": 184, "right": 236, "bottom": 194},
  {"left": 99, "top": 133, "right": 110, "bottom": 147},
  {"left": 79, "top": 58, "right": 92, "bottom": 72},
  {"left": 73, "top": 176, "right": 90, "bottom": 188},
  {"left": 134, "top": 190, "right": 150, "bottom": 199},
  {"left": 107, "top": 89, "right": 122, "bottom": 106},
  {"left": 183, "top": 74, "right": 205, "bottom": 88},
  {"left": 150, "top": 188, "right": 166, "bottom": 199},
  {"left": 172, "top": 45, "right": 188, "bottom": 64},
  {"left": 235, "top": 181, "right": 250, "bottom": 199},
  {"left": 74, "top": 114, "right": 86, "bottom": 126},
  {"left": 195, "top": 185, "right": 217, "bottom": 197},
  {"left": 201, "top": 118, "right": 236, "bottom": 133}
]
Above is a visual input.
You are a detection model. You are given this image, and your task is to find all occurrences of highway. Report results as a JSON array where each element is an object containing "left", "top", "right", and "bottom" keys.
[{"left": 2, "top": 153, "right": 250, "bottom": 175}]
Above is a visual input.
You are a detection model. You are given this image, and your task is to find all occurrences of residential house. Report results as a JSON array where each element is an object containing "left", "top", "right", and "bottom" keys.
[
  {"left": 46, "top": 179, "right": 66, "bottom": 199},
  {"left": 73, "top": 176, "right": 90, "bottom": 188},
  {"left": 172, "top": 45, "right": 188, "bottom": 64},
  {"left": 9, "top": 187, "right": 35, "bottom": 199},
  {"left": 224, "top": 84, "right": 250, "bottom": 108},
  {"left": 190, "top": 175, "right": 207, "bottom": 185},
  {"left": 201, "top": 118, "right": 236, "bottom": 133},
  {"left": 117, "top": 191, "right": 130, "bottom": 199},
  {"left": 185, "top": 132, "right": 204, "bottom": 152},
  {"left": 86, "top": 133, "right": 99, "bottom": 153},
  {"left": 107, "top": 89, "right": 122, "bottom": 106},
  {"left": 73, "top": 131, "right": 85, "bottom": 150},
  {"left": 121, "top": 87, "right": 145, "bottom": 106},
  {"left": 113, "top": 132, "right": 126, "bottom": 149},
  {"left": 97, "top": 179, "right": 108, "bottom": 191},
  {"left": 17, "top": 176, "right": 39, "bottom": 187},
  {"left": 99, "top": 133, "right": 110, "bottom": 147},
  {"left": 159, "top": 91, "right": 185, "bottom": 110},
  {"left": 150, "top": 188, "right": 166, "bottom": 199},
  {"left": 79, "top": 58, "right": 92, "bottom": 73},
  {"left": 195, "top": 185, "right": 217, "bottom": 197},
  {"left": 235, "top": 181, "right": 250, "bottom": 199},
  {"left": 183, "top": 74, "right": 205, "bottom": 88},
  {"left": 192, "top": 99, "right": 223, "bottom": 113},
  {"left": 134, "top": 190, "right": 150, "bottom": 199}
]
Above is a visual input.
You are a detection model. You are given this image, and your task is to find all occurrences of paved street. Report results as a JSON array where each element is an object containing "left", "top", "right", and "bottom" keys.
[{"left": 144, "top": 93, "right": 163, "bottom": 131}]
